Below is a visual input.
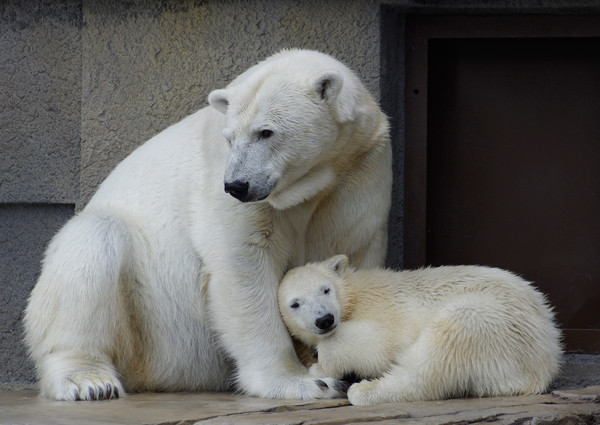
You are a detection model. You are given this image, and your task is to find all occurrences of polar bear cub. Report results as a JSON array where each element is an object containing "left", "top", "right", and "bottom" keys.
[{"left": 278, "top": 255, "right": 562, "bottom": 405}]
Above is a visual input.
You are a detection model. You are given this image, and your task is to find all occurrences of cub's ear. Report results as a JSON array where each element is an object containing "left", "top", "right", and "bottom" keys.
[
  {"left": 208, "top": 89, "right": 229, "bottom": 114},
  {"left": 327, "top": 255, "right": 349, "bottom": 275},
  {"left": 311, "top": 70, "right": 358, "bottom": 123}
]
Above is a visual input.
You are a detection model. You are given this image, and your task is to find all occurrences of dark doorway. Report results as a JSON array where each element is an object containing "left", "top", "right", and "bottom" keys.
[{"left": 401, "top": 15, "right": 600, "bottom": 352}]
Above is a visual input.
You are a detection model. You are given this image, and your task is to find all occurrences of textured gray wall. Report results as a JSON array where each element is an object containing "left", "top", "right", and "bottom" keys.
[
  {"left": 0, "top": 205, "right": 74, "bottom": 387},
  {"left": 0, "top": 1, "right": 81, "bottom": 204},
  {"left": 79, "top": 0, "right": 382, "bottom": 207},
  {"left": 0, "top": 0, "right": 82, "bottom": 388},
  {"left": 3, "top": 0, "right": 599, "bottom": 388}
]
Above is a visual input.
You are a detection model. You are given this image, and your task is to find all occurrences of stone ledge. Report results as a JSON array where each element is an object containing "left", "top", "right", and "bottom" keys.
[{"left": 0, "top": 387, "right": 598, "bottom": 425}]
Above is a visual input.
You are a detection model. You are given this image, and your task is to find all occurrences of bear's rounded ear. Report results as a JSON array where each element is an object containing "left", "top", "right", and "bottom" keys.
[
  {"left": 311, "top": 70, "right": 358, "bottom": 123},
  {"left": 312, "top": 70, "right": 343, "bottom": 103},
  {"left": 208, "top": 89, "right": 229, "bottom": 114},
  {"left": 327, "top": 255, "right": 349, "bottom": 275}
]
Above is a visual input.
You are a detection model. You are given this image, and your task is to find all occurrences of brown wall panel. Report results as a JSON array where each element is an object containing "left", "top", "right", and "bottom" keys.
[{"left": 405, "top": 16, "right": 600, "bottom": 352}]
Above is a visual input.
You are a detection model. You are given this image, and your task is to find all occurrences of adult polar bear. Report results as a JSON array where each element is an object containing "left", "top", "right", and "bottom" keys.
[{"left": 24, "top": 49, "right": 392, "bottom": 401}]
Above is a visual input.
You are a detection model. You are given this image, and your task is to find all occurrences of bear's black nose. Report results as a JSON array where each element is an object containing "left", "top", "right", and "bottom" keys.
[
  {"left": 315, "top": 313, "right": 335, "bottom": 331},
  {"left": 224, "top": 180, "right": 249, "bottom": 201}
]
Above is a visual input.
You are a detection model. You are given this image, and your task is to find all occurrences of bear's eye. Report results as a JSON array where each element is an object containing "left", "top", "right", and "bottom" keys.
[
  {"left": 259, "top": 129, "right": 273, "bottom": 139},
  {"left": 290, "top": 302, "right": 300, "bottom": 309},
  {"left": 222, "top": 128, "right": 234, "bottom": 146},
  {"left": 323, "top": 288, "right": 330, "bottom": 295}
]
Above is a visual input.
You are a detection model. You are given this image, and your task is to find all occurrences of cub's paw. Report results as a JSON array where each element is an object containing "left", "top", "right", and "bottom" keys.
[{"left": 347, "top": 379, "right": 384, "bottom": 406}]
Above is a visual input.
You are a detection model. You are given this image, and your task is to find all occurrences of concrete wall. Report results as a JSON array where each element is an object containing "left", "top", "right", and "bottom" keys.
[
  {"left": 2, "top": 0, "right": 598, "bottom": 387},
  {"left": 1, "top": 0, "right": 82, "bottom": 387}
]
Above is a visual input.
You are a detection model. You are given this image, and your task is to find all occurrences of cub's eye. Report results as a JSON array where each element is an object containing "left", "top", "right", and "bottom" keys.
[
  {"left": 290, "top": 302, "right": 300, "bottom": 309},
  {"left": 259, "top": 129, "right": 273, "bottom": 139},
  {"left": 322, "top": 287, "right": 330, "bottom": 295}
]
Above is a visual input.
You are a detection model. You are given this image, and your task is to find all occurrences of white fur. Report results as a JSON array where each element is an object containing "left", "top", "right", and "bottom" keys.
[
  {"left": 278, "top": 256, "right": 562, "bottom": 406},
  {"left": 23, "top": 50, "right": 392, "bottom": 401}
]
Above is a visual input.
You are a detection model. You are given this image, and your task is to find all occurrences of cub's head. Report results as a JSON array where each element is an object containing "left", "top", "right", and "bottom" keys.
[
  {"left": 208, "top": 49, "right": 376, "bottom": 210},
  {"left": 278, "top": 255, "right": 354, "bottom": 347}
]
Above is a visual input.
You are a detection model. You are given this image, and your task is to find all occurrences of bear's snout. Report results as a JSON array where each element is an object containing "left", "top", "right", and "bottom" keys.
[
  {"left": 224, "top": 180, "right": 250, "bottom": 201},
  {"left": 315, "top": 313, "right": 335, "bottom": 333},
  {"left": 224, "top": 179, "right": 271, "bottom": 202}
]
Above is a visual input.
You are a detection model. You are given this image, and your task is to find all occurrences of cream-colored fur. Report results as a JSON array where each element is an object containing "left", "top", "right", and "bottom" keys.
[
  {"left": 278, "top": 256, "right": 562, "bottom": 406},
  {"left": 23, "top": 50, "right": 392, "bottom": 400}
]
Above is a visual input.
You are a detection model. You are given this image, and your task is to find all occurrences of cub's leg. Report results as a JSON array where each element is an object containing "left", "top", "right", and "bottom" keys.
[
  {"left": 348, "top": 293, "right": 549, "bottom": 405},
  {"left": 24, "top": 212, "right": 137, "bottom": 400}
]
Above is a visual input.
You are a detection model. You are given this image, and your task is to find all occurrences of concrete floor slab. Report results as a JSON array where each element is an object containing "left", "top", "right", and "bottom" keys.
[{"left": 1, "top": 387, "right": 599, "bottom": 425}]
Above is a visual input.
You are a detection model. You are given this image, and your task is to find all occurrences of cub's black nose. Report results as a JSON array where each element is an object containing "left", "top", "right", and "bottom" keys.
[
  {"left": 224, "top": 180, "right": 249, "bottom": 201},
  {"left": 315, "top": 313, "right": 335, "bottom": 331}
]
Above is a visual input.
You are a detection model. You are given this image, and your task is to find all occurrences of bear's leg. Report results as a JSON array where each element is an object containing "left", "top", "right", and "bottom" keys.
[
  {"left": 24, "top": 212, "right": 136, "bottom": 400},
  {"left": 206, "top": 262, "right": 346, "bottom": 400}
]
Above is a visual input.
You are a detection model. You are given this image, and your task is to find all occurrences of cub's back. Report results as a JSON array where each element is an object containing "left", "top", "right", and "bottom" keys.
[{"left": 350, "top": 266, "right": 550, "bottom": 318}]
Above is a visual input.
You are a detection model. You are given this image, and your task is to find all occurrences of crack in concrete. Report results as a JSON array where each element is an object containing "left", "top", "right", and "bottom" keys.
[
  {"left": 156, "top": 401, "right": 407, "bottom": 425},
  {"left": 153, "top": 402, "right": 349, "bottom": 425}
]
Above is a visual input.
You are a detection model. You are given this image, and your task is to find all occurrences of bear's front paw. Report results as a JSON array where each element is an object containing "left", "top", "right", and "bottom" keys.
[
  {"left": 45, "top": 371, "right": 124, "bottom": 401},
  {"left": 242, "top": 374, "right": 348, "bottom": 400},
  {"left": 287, "top": 376, "right": 348, "bottom": 399},
  {"left": 302, "top": 376, "right": 350, "bottom": 399},
  {"left": 39, "top": 356, "right": 125, "bottom": 401}
]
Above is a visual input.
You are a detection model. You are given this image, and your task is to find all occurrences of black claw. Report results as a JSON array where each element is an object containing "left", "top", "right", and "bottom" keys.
[
  {"left": 106, "top": 384, "right": 113, "bottom": 399},
  {"left": 89, "top": 387, "right": 95, "bottom": 400},
  {"left": 316, "top": 379, "right": 329, "bottom": 390},
  {"left": 98, "top": 387, "right": 105, "bottom": 400},
  {"left": 333, "top": 380, "right": 351, "bottom": 394},
  {"left": 74, "top": 390, "right": 81, "bottom": 401},
  {"left": 114, "top": 386, "right": 120, "bottom": 398}
]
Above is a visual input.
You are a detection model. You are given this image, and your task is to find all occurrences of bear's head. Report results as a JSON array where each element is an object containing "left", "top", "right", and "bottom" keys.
[
  {"left": 278, "top": 255, "right": 355, "bottom": 347},
  {"left": 208, "top": 49, "right": 377, "bottom": 209}
]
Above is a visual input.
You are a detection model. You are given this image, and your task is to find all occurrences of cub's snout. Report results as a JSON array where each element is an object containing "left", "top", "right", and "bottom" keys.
[{"left": 315, "top": 313, "right": 336, "bottom": 333}]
